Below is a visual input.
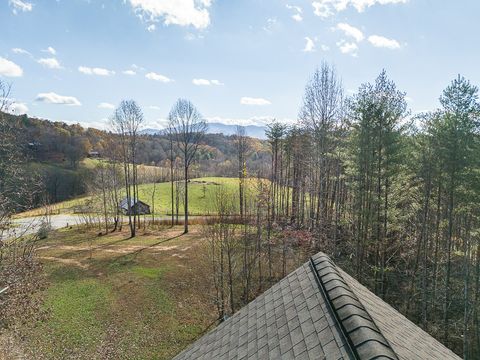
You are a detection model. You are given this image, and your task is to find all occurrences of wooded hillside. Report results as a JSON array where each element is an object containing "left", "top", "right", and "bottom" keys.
[{"left": 2, "top": 112, "right": 270, "bottom": 207}]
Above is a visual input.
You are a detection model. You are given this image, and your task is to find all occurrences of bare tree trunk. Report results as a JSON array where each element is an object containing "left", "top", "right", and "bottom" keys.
[
  {"left": 184, "top": 163, "right": 189, "bottom": 234},
  {"left": 170, "top": 136, "right": 175, "bottom": 227},
  {"left": 443, "top": 181, "right": 454, "bottom": 345}
]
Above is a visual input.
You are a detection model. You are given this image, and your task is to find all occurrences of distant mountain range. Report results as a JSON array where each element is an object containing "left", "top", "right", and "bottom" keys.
[{"left": 139, "top": 122, "right": 267, "bottom": 139}]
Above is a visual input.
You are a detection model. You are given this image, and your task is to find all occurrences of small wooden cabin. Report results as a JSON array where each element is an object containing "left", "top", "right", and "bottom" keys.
[{"left": 119, "top": 197, "right": 151, "bottom": 215}]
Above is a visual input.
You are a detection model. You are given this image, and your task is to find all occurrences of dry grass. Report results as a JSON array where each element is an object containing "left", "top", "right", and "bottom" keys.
[{"left": 15, "top": 225, "right": 217, "bottom": 359}]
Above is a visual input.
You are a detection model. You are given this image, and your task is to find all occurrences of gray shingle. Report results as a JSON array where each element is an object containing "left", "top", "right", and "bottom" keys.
[{"left": 173, "top": 253, "right": 460, "bottom": 360}]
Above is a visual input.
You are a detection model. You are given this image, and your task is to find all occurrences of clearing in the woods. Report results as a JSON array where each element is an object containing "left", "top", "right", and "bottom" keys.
[
  {"left": 16, "top": 176, "right": 266, "bottom": 218},
  {"left": 20, "top": 225, "right": 216, "bottom": 359}
]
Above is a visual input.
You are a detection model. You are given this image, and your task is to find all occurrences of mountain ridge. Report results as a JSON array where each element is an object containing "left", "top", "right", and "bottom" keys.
[{"left": 139, "top": 122, "right": 267, "bottom": 139}]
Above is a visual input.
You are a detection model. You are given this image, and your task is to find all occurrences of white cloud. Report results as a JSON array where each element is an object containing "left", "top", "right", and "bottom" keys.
[
  {"left": 263, "top": 17, "right": 279, "bottom": 33},
  {"left": 336, "top": 23, "right": 364, "bottom": 42},
  {"left": 131, "top": 64, "right": 145, "bottom": 71},
  {"left": 313, "top": 0, "right": 408, "bottom": 18},
  {"left": 368, "top": 35, "right": 401, "bottom": 49},
  {"left": 12, "top": 48, "right": 31, "bottom": 56},
  {"left": 143, "top": 118, "right": 170, "bottom": 129},
  {"left": 98, "top": 102, "right": 115, "bottom": 109},
  {"left": 143, "top": 115, "right": 294, "bottom": 130},
  {"left": 62, "top": 118, "right": 109, "bottom": 131},
  {"left": 42, "top": 46, "right": 57, "bottom": 55},
  {"left": 10, "top": 102, "right": 29, "bottom": 115},
  {"left": 192, "top": 78, "right": 223, "bottom": 86},
  {"left": 0, "top": 57, "right": 23, "bottom": 77},
  {"left": 146, "top": 72, "right": 173, "bottom": 82},
  {"left": 320, "top": 44, "right": 330, "bottom": 51},
  {"left": 303, "top": 37, "right": 315, "bottom": 52},
  {"left": 193, "top": 78, "right": 210, "bottom": 86},
  {"left": 78, "top": 66, "right": 115, "bottom": 76},
  {"left": 240, "top": 97, "right": 271, "bottom": 106},
  {"left": 38, "top": 57, "right": 62, "bottom": 69},
  {"left": 312, "top": 1, "right": 333, "bottom": 17},
  {"left": 128, "top": 0, "right": 213, "bottom": 30},
  {"left": 286, "top": 4, "right": 303, "bottom": 21},
  {"left": 35, "top": 92, "right": 81, "bottom": 106},
  {"left": 9, "top": 0, "right": 32, "bottom": 14},
  {"left": 292, "top": 14, "right": 303, "bottom": 21},
  {"left": 206, "top": 116, "right": 294, "bottom": 127},
  {"left": 337, "top": 40, "right": 358, "bottom": 56},
  {"left": 147, "top": 24, "right": 156, "bottom": 32},
  {"left": 123, "top": 69, "right": 137, "bottom": 76}
]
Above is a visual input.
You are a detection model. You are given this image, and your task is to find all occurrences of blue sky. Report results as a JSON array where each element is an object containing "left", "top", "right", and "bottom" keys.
[{"left": 1, "top": 0, "right": 479, "bottom": 129}]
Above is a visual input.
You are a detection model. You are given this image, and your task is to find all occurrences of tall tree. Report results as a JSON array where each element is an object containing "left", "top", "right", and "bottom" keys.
[
  {"left": 111, "top": 100, "right": 144, "bottom": 238},
  {"left": 168, "top": 99, "right": 207, "bottom": 233},
  {"left": 235, "top": 125, "right": 249, "bottom": 221},
  {"left": 299, "top": 62, "right": 344, "bottom": 232},
  {"left": 167, "top": 125, "right": 176, "bottom": 227},
  {"left": 435, "top": 75, "right": 480, "bottom": 346},
  {"left": 266, "top": 121, "right": 286, "bottom": 223},
  {"left": 348, "top": 70, "right": 408, "bottom": 293}
]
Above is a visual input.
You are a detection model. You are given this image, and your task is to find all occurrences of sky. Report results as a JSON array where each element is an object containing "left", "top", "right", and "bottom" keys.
[{"left": 0, "top": 0, "right": 479, "bottom": 130}]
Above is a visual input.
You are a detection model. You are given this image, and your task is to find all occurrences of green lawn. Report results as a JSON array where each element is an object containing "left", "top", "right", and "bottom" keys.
[
  {"left": 138, "top": 177, "right": 263, "bottom": 215},
  {"left": 23, "top": 226, "right": 215, "bottom": 359},
  {"left": 17, "top": 177, "right": 266, "bottom": 217}
]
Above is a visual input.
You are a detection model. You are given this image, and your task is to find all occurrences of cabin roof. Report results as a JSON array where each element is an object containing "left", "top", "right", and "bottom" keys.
[
  {"left": 173, "top": 252, "right": 460, "bottom": 360},
  {"left": 119, "top": 197, "right": 149, "bottom": 210}
]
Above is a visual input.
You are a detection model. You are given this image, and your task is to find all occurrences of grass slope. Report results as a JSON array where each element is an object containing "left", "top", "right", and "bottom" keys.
[
  {"left": 25, "top": 226, "right": 215, "bottom": 359},
  {"left": 138, "top": 177, "right": 261, "bottom": 215},
  {"left": 17, "top": 177, "right": 265, "bottom": 217}
]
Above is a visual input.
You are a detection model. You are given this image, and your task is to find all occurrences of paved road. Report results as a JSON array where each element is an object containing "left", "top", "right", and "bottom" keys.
[
  {"left": 6, "top": 215, "right": 82, "bottom": 239},
  {"left": 5, "top": 214, "right": 202, "bottom": 240}
]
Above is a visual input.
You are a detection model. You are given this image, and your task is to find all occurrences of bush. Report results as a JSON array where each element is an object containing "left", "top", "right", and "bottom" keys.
[{"left": 36, "top": 221, "right": 51, "bottom": 239}]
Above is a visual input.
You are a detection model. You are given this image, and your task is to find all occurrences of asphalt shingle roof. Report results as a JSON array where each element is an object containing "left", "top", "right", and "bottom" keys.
[
  {"left": 119, "top": 197, "right": 148, "bottom": 210},
  {"left": 173, "top": 252, "right": 461, "bottom": 360}
]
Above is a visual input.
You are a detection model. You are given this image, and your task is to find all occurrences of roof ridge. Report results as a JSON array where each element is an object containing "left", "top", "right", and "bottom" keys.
[{"left": 310, "top": 253, "right": 399, "bottom": 360}]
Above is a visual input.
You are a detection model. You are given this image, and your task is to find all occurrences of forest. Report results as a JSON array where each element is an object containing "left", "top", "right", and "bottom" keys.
[
  {"left": 1, "top": 62, "right": 480, "bottom": 359},
  {"left": 169, "top": 65, "right": 480, "bottom": 357},
  {"left": 256, "top": 65, "right": 480, "bottom": 357}
]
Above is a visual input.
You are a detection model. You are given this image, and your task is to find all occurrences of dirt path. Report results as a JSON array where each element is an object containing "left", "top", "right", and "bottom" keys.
[
  {"left": 37, "top": 244, "right": 185, "bottom": 254},
  {"left": 39, "top": 256, "right": 89, "bottom": 269},
  {"left": 37, "top": 231, "right": 195, "bottom": 270}
]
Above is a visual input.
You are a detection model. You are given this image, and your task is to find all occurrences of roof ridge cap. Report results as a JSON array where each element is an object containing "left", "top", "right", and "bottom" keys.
[{"left": 310, "top": 253, "right": 399, "bottom": 360}]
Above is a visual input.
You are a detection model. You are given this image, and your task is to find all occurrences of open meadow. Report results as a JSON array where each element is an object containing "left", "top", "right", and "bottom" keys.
[{"left": 15, "top": 177, "right": 266, "bottom": 218}]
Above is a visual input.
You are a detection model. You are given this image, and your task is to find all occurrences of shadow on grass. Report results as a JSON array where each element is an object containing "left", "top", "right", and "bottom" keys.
[
  {"left": 107, "top": 233, "right": 184, "bottom": 267},
  {"left": 51, "top": 231, "right": 154, "bottom": 260}
]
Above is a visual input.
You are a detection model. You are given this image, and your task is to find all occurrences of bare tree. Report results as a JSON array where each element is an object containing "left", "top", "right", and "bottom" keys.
[
  {"left": 235, "top": 126, "right": 249, "bottom": 220},
  {"left": 0, "top": 80, "right": 44, "bottom": 336},
  {"left": 103, "top": 137, "right": 123, "bottom": 231},
  {"left": 203, "top": 187, "right": 239, "bottom": 318},
  {"left": 110, "top": 100, "right": 144, "bottom": 237},
  {"left": 299, "top": 62, "right": 344, "bottom": 232},
  {"left": 167, "top": 126, "right": 176, "bottom": 227},
  {"left": 168, "top": 99, "right": 207, "bottom": 233}
]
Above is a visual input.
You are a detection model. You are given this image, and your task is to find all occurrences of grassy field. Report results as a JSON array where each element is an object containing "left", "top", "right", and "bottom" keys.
[
  {"left": 137, "top": 177, "right": 262, "bottom": 215},
  {"left": 16, "top": 177, "right": 265, "bottom": 218},
  {"left": 82, "top": 158, "right": 170, "bottom": 177},
  {"left": 20, "top": 225, "right": 216, "bottom": 359}
]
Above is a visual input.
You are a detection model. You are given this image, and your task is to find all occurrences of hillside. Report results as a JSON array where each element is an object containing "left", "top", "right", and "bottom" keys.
[
  {"left": 16, "top": 177, "right": 267, "bottom": 218},
  {"left": 140, "top": 122, "right": 268, "bottom": 139},
  {"left": 3, "top": 112, "right": 270, "bottom": 177},
  {"left": 2, "top": 112, "right": 271, "bottom": 210}
]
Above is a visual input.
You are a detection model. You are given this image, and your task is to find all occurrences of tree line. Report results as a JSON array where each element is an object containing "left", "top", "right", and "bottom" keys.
[{"left": 202, "top": 64, "right": 480, "bottom": 358}]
